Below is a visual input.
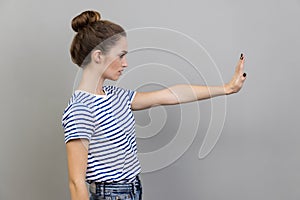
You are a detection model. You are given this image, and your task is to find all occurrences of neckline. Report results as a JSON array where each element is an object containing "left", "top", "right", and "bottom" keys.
[{"left": 75, "top": 89, "right": 107, "bottom": 97}]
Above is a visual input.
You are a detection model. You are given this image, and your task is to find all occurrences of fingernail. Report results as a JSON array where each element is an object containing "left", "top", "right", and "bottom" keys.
[
  {"left": 240, "top": 53, "right": 244, "bottom": 60},
  {"left": 243, "top": 73, "right": 247, "bottom": 77}
]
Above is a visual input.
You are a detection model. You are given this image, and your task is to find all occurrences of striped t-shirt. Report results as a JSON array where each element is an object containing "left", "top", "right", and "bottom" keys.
[{"left": 62, "top": 86, "right": 141, "bottom": 183}]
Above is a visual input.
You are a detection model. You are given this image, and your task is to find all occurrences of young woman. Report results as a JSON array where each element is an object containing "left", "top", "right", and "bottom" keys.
[{"left": 62, "top": 10, "right": 247, "bottom": 200}]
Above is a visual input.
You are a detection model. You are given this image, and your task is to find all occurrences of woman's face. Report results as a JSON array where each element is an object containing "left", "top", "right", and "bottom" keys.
[{"left": 102, "top": 36, "right": 128, "bottom": 81}]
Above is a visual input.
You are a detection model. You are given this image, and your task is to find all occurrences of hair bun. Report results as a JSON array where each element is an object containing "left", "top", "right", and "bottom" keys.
[{"left": 71, "top": 10, "right": 101, "bottom": 32}]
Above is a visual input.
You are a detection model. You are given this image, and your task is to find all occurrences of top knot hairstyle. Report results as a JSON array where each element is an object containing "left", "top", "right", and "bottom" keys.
[{"left": 70, "top": 10, "right": 126, "bottom": 67}]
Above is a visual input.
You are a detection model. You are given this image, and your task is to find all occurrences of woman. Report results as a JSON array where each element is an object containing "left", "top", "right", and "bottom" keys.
[{"left": 62, "top": 10, "right": 247, "bottom": 200}]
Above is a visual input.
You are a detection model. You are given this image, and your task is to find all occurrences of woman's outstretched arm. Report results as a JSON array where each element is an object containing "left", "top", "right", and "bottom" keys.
[{"left": 131, "top": 54, "right": 246, "bottom": 111}]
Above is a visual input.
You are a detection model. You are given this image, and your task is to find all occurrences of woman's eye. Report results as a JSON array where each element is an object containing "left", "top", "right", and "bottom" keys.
[{"left": 120, "top": 53, "right": 126, "bottom": 58}]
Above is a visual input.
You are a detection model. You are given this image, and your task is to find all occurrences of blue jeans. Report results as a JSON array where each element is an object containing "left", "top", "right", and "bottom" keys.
[{"left": 89, "top": 176, "right": 142, "bottom": 200}]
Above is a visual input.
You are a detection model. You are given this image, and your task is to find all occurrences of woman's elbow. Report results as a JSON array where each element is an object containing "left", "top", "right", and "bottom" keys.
[{"left": 68, "top": 178, "right": 86, "bottom": 192}]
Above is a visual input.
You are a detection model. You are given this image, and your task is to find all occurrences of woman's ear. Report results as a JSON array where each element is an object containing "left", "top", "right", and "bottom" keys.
[{"left": 91, "top": 50, "right": 103, "bottom": 64}]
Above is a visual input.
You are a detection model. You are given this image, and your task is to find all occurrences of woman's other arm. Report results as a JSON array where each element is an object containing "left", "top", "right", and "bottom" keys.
[{"left": 66, "top": 139, "right": 89, "bottom": 200}]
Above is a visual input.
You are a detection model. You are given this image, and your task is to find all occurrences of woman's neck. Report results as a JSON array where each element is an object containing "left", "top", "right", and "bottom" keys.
[{"left": 77, "top": 66, "right": 106, "bottom": 95}]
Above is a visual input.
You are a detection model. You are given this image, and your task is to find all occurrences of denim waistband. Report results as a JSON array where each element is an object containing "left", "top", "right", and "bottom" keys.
[{"left": 89, "top": 176, "right": 141, "bottom": 197}]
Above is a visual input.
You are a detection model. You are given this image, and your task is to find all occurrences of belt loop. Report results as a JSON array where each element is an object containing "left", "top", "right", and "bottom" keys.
[
  {"left": 103, "top": 183, "right": 106, "bottom": 198},
  {"left": 95, "top": 183, "right": 99, "bottom": 195},
  {"left": 131, "top": 182, "right": 136, "bottom": 195}
]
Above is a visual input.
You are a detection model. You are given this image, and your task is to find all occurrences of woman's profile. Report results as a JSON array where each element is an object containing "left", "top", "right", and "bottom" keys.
[{"left": 62, "top": 10, "right": 247, "bottom": 200}]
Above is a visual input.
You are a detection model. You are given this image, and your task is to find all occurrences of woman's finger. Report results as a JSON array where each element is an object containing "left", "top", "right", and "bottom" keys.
[{"left": 237, "top": 53, "right": 245, "bottom": 74}]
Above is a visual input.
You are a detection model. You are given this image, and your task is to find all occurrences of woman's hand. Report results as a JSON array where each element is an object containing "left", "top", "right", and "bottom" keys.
[{"left": 224, "top": 54, "right": 247, "bottom": 95}]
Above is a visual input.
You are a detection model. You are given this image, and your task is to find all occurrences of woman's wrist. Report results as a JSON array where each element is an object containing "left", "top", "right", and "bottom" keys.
[{"left": 224, "top": 84, "right": 234, "bottom": 95}]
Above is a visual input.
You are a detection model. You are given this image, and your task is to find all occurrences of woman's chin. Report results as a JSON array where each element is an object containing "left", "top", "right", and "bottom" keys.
[{"left": 108, "top": 76, "right": 120, "bottom": 81}]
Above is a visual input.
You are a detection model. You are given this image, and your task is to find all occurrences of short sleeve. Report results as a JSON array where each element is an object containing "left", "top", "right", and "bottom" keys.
[
  {"left": 61, "top": 103, "right": 95, "bottom": 143},
  {"left": 127, "top": 89, "right": 136, "bottom": 104}
]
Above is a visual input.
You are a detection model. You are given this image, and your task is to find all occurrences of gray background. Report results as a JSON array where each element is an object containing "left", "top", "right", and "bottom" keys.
[{"left": 1, "top": 0, "right": 300, "bottom": 199}]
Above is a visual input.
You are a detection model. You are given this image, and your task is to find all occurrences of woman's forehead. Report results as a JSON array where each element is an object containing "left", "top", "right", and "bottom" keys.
[{"left": 110, "top": 37, "right": 128, "bottom": 54}]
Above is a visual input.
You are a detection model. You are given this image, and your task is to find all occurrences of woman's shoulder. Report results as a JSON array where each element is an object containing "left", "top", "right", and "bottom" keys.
[{"left": 64, "top": 91, "right": 95, "bottom": 112}]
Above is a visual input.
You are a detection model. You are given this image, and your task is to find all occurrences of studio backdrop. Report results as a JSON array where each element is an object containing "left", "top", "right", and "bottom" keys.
[{"left": 0, "top": 0, "right": 299, "bottom": 199}]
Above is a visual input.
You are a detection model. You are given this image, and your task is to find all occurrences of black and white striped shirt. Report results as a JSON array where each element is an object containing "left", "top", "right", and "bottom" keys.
[{"left": 62, "top": 86, "right": 141, "bottom": 183}]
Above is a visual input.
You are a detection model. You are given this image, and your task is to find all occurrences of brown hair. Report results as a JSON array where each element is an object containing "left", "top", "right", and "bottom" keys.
[{"left": 70, "top": 10, "right": 126, "bottom": 67}]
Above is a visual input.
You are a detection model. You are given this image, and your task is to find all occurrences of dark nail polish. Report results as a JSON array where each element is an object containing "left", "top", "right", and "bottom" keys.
[
  {"left": 243, "top": 73, "right": 247, "bottom": 77},
  {"left": 240, "top": 53, "right": 244, "bottom": 60}
]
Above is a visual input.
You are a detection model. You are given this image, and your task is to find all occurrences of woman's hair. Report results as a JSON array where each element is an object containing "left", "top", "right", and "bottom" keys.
[{"left": 70, "top": 10, "right": 126, "bottom": 67}]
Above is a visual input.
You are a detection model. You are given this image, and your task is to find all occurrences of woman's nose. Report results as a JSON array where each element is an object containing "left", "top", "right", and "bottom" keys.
[{"left": 122, "top": 56, "right": 128, "bottom": 67}]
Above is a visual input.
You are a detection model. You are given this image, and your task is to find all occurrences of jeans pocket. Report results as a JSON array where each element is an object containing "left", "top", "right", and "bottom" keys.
[
  {"left": 90, "top": 194, "right": 106, "bottom": 200},
  {"left": 90, "top": 193, "right": 133, "bottom": 200},
  {"left": 112, "top": 192, "right": 133, "bottom": 200}
]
